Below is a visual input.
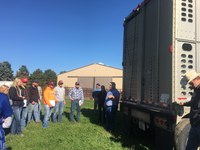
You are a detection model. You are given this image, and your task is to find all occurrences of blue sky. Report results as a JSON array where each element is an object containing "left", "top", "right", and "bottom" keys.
[{"left": 0, "top": 0, "right": 142, "bottom": 74}]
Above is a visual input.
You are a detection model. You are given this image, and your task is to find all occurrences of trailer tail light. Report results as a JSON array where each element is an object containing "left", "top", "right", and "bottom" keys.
[
  {"left": 169, "top": 45, "right": 173, "bottom": 53},
  {"left": 154, "top": 117, "right": 167, "bottom": 129},
  {"left": 177, "top": 97, "right": 187, "bottom": 101},
  {"left": 137, "top": 4, "right": 141, "bottom": 8},
  {"left": 159, "top": 102, "right": 168, "bottom": 107},
  {"left": 123, "top": 107, "right": 129, "bottom": 115},
  {"left": 133, "top": 3, "right": 142, "bottom": 13}
]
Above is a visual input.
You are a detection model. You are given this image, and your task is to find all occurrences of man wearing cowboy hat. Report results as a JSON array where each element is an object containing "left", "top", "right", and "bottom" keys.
[{"left": 181, "top": 69, "right": 200, "bottom": 150}]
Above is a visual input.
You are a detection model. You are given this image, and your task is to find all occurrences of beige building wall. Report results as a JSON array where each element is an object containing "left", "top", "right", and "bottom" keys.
[
  {"left": 112, "top": 78, "right": 122, "bottom": 91},
  {"left": 57, "top": 63, "right": 123, "bottom": 90}
]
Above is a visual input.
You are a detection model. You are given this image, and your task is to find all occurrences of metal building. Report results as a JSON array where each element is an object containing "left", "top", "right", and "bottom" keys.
[{"left": 57, "top": 63, "right": 122, "bottom": 91}]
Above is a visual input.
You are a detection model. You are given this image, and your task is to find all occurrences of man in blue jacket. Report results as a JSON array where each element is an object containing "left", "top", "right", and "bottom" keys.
[{"left": 105, "top": 82, "right": 120, "bottom": 133}]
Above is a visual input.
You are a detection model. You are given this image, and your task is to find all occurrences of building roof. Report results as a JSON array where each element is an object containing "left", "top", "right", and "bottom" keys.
[
  {"left": 58, "top": 63, "right": 122, "bottom": 77},
  {"left": 61, "top": 63, "right": 122, "bottom": 74}
]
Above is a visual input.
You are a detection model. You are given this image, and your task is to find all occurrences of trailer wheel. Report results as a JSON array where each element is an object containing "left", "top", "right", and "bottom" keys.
[{"left": 175, "top": 118, "right": 190, "bottom": 150}]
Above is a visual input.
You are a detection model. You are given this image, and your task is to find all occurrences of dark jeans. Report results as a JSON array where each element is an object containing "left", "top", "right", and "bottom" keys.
[
  {"left": 94, "top": 97, "right": 98, "bottom": 111},
  {"left": 186, "top": 125, "right": 200, "bottom": 150},
  {"left": 11, "top": 106, "right": 22, "bottom": 135},
  {"left": 70, "top": 100, "right": 81, "bottom": 122},
  {"left": 98, "top": 104, "right": 105, "bottom": 123},
  {"left": 105, "top": 105, "right": 118, "bottom": 132}
]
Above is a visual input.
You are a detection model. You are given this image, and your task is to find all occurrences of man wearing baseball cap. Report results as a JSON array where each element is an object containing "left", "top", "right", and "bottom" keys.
[
  {"left": 52, "top": 80, "right": 66, "bottom": 123},
  {"left": 43, "top": 81, "right": 57, "bottom": 128},
  {"left": 181, "top": 70, "right": 200, "bottom": 150},
  {"left": 69, "top": 81, "right": 84, "bottom": 123},
  {"left": 27, "top": 80, "right": 40, "bottom": 124}
]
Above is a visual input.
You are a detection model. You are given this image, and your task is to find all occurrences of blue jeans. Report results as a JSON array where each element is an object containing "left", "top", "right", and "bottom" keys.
[
  {"left": 186, "top": 125, "right": 200, "bottom": 150},
  {"left": 53, "top": 101, "right": 64, "bottom": 123},
  {"left": 21, "top": 107, "right": 27, "bottom": 130},
  {"left": 0, "top": 126, "right": 6, "bottom": 150},
  {"left": 27, "top": 103, "right": 40, "bottom": 123},
  {"left": 38, "top": 101, "right": 42, "bottom": 120},
  {"left": 70, "top": 100, "right": 81, "bottom": 122},
  {"left": 11, "top": 106, "right": 22, "bottom": 134},
  {"left": 43, "top": 105, "right": 53, "bottom": 128}
]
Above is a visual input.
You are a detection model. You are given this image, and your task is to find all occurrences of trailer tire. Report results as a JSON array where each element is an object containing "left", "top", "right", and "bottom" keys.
[{"left": 175, "top": 118, "right": 190, "bottom": 150}]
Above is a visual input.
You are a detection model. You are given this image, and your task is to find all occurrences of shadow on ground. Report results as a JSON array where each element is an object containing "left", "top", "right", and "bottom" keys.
[{"left": 81, "top": 108, "right": 153, "bottom": 150}]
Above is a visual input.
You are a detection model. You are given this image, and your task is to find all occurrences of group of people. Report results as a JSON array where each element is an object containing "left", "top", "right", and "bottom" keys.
[
  {"left": 0, "top": 78, "right": 85, "bottom": 149},
  {"left": 8, "top": 78, "right": 46, "bottom": 134},
  {"left": 92, "top": 82, "right": 120, "bottom": 133},
  {"left": 0, "top": 77, "right": 120, "bottom": 149}
]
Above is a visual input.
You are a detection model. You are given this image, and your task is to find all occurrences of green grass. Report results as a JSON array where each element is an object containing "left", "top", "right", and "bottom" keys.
[{"left": 5, "top": 100, "right": 151, "bottom": 150}]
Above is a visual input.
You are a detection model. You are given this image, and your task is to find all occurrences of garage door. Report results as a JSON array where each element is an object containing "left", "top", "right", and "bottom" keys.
[{"left": 78, "top": 77, "right": 112, "bottom": 89}]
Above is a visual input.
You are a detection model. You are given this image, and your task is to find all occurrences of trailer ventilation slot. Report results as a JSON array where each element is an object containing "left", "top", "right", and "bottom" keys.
[
  {"left": 188, "top": 9, "right": 193, "bottom": 13},
  {"left": 188, "top": 60, "right": 193, "bottom": 63},
  {"left": 188, "top": 19, "right": 193, "bottom": 23},
  {"left": 181, "top": 65, "right": 186, "bottom": 68},
  {"left": 181, "top": 59, "right": 186, "bottom": 63},
  {"left": 189, "top": 92, "right": 193, "bottom": 95},
  {"left": 188, "top": 55, "right": 193, "bottom": 58},
  {"left": 181, "top": 3, "right": 186, "bottom": 6},
  {"left": 181, "top": 92, "right": 186, "bottom": 95},
  {"left": 182, "top": 43, "right": 192, "bottom": 51},
  {"left": 181, "top": 54, "right": 186, "bottom": 58},
  {"left": 188, "top": 65, "right": 193, "bottom": 69},
  {"left": 181, "top": 8, "right": 186, "bottom": 11},
  {"left": 188, "top": 14, "right": 193, "bottom": 17},
  {"left": 188, "top": 4, "right": 192, "bottom": 8},
  {"left": 181, "top": 70, "right": 186, "bottom": 74},
  {"left": 181, "top": 13, "right": 186, "bottom": 16},
  {"left": 181, "top": 18, "right": 186, "bottom": 22}
]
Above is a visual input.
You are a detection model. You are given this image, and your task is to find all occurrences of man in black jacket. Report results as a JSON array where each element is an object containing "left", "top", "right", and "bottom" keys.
[
  {"left": 27, "top": 80, "right": 40, "bottom": 124},
  {"left": 183, "top": 70, "right": 200, "bottom": 150}
]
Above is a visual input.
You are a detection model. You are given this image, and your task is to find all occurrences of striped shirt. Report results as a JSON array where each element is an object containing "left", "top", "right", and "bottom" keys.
[{"left": 68, "top": 87, "right": 84, "bottom": 101}]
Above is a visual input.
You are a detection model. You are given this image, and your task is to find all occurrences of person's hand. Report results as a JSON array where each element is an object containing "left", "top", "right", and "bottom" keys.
[
  {"left": 64, "top": 101, "right": 66, "bottom": 105},
  {"left": 108, "top": 95, "right": 115, "bottom": 99},
  {"left": 71, "top": 98, "right": 74, "bottom": 101}
]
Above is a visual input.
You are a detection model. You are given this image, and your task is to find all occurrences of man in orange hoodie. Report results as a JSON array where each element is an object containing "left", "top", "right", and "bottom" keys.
[{"left": 42, "top": 81, "right": 57, "bottom": 128}]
